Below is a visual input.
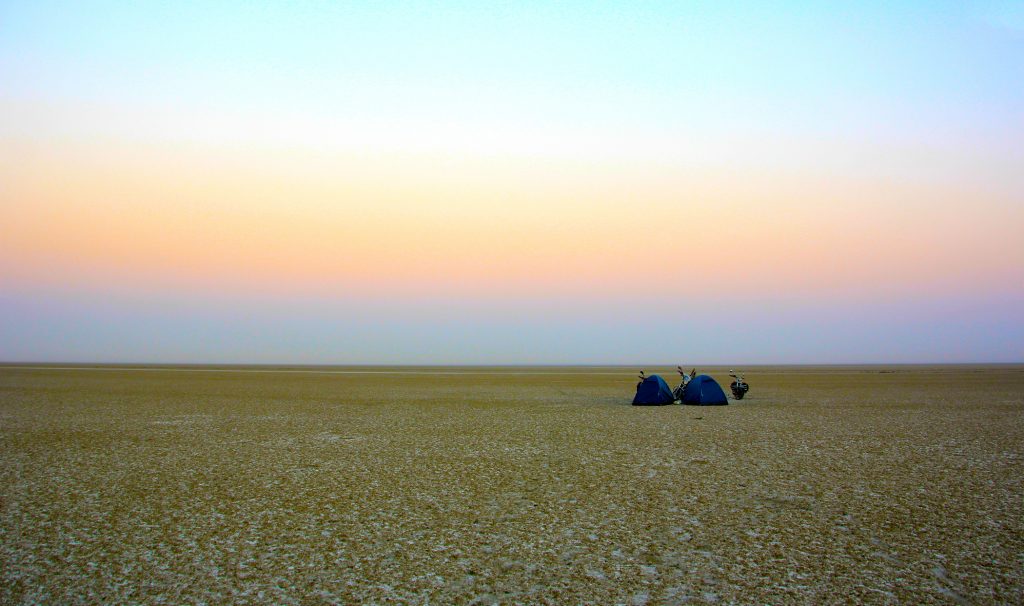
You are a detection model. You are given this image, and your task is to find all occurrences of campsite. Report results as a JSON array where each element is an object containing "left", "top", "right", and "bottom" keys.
[
  {"left": 2, "top": 364, "right": 1021, "bottom": 604},
  {"left": 632, "top": 369, "right": 731, "bottom": 406}
]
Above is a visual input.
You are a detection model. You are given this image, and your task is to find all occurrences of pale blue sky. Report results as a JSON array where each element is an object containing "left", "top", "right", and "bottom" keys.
[{"left": 4, "top": 1, "right": 1022, "bottom": 140}]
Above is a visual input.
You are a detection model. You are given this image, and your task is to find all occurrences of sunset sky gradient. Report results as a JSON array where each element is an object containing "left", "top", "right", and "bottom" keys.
[{"left": 2, "top": 1, "right": 1022, "bottom": 363}]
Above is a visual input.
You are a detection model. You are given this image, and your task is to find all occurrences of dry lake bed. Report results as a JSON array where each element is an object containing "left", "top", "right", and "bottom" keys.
[{"left": 1, "top": 364, "right": 1022, "bottom": 604}]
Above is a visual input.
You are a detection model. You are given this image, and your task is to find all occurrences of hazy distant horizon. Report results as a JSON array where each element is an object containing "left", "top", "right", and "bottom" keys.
[
  {"left": 2, "top": 359, "right": 1021, "bottom": 368},
  {"left": 2, "top": 1, "right": 1022, "bottom": 364}
]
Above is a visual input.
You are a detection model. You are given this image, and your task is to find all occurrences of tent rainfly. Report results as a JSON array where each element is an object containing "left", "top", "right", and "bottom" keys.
[
  {"left": 632, "top": 375, "right": 675, "bottom": 406},
  {"left": 680, "top": 374, "right": 729, "bottom": 405}
]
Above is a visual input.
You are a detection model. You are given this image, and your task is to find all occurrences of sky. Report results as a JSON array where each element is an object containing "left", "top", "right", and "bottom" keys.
[{"left": 1, "top": 1, "right": 1022, "bottom": 364}]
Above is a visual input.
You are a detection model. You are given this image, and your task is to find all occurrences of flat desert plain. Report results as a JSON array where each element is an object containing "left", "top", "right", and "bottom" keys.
[{"left": 1, "top": 365, "right": 1022, "bottom": 605}]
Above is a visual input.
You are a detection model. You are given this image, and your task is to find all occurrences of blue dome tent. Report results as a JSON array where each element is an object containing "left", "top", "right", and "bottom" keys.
[
  {"left": 680, "top": 375, "right": 728, "bottom": 405},
  {"left": 632, "top": 375, "right": 675, "bottom": 406}
]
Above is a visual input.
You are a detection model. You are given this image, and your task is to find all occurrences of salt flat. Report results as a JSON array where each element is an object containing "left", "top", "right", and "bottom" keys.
[{"left": 1, "top": 365, "right": 1022, "bottom": 604}]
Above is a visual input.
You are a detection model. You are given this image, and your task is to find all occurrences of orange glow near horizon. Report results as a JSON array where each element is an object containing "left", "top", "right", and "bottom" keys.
[{"left": 3, "top": 135, "right": 1020, "bottom": 303}]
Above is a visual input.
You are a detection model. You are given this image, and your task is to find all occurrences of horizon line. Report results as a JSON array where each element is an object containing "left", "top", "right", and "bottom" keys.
[{"left": 2, "top": 361, "right": 1021, "bottom": 370}]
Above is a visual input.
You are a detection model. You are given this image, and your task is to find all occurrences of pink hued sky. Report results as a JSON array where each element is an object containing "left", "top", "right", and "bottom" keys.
[{"left": 1, "top": 2, "right": 1022, "bottom": 363}]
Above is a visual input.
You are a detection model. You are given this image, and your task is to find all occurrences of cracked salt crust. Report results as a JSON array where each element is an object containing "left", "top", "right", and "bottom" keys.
[{"left": 1, "top": 365, "right": 1022, "bottom": 604}]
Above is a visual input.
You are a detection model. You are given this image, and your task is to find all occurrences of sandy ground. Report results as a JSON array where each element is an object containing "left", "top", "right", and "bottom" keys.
[{"left": 1, "top": 365, "right": 1022, "bottom": 604}]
